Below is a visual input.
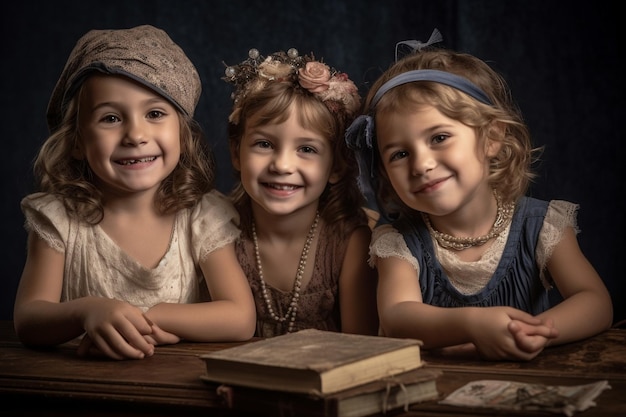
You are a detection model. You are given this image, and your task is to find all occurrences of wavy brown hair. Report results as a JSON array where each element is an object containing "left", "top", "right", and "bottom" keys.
[
  {"left": 364, "top": 49, "right": 542, "bottom": 216},
  {"left": 33, "top": 87, "right": 215, "bottom": 224},
  {"left": 228, "top": 81, "right": 366, "bottom": 238}
]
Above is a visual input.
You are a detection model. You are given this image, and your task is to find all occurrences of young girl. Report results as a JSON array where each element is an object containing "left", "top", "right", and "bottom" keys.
[
  {"left": 14, "top": 25, "right": 256, "bottom": 360},
  {"left": 346, "top": 32, "right": 613, "bottom": 360},
  {"left": 223, "top": 48, "right": 379, "bottom": 337}
]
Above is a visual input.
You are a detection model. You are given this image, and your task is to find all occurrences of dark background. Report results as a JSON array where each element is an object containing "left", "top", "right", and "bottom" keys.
[{"left": 2, "top": 1, "right": 624, "bottom": 324}]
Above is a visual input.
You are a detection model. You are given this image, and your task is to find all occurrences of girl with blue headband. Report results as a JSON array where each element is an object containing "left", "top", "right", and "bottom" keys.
[{"left": 346, "top": 31, "right": 613, "bottom": 360}]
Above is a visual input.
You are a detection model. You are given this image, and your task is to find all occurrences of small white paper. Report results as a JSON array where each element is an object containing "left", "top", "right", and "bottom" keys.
[{"left": 440, "top": 379, "right": 611, "bottom": 416}]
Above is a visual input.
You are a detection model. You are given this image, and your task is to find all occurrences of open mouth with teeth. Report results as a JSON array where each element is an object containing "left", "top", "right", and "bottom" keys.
[
  {"left": 116, "top": 156, "right": 157, "bottom": 166},
  {"left": 264, "top": 183, "right": 300, "bottom": 191}
]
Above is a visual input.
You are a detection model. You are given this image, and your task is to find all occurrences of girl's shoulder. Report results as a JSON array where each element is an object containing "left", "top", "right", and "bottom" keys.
[
  {"left": 187, "top": 190, "right": 241, "bottom": 259},
  {"left": 21, "top": 192, "right": 64, "bottom": 211},
  {"left": 518, "top": 196, "right": 578, "bottom": 227},
  {"left": 326, "top": 207, "right": 372, "bottom": 240},
  {"left": 189, "top": 190, "right": 239, "bottom": 223},
  {"left": 21, "top": 192, "right": 72, "bottom": 252},
  {"left": 21, "top": 192, "right": 70, "bottom": 227}
]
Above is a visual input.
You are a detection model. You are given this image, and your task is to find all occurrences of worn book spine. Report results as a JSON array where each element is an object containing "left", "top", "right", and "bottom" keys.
[{"left": 208, "top": 368, "right": 442, "bottom": 417}]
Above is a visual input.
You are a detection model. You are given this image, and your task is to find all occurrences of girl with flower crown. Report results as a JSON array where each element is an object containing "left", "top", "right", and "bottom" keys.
[
  {"left": 346, "top": 32, "right": 613, "bottom": 360},
  {"left": 223, "top": 49, "right": 379, "bottom": 337}
]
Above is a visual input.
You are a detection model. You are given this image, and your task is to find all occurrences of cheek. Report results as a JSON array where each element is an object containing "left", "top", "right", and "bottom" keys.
[
  {"left": 386, "top": 170, "right": 407, "bottom": 195},
  {"left": 381, "top": 159, "right": 405, "bottom": 184},
  {"left": 83, "top": 142, "right": 109, "bottom": 163},
  {"left": 312, "top": 157, "right": 335, "bottom": 185},
  {"left": 238, "top": 153, "right": 265, "bottom": 180},
  {"left": 173, "top": 140, "right": 182, "bottom": 159}
]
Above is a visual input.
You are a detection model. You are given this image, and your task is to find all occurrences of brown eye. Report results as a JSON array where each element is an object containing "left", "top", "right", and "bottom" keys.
[
  {"left": 101, "top": 115, "right": 120, "bottom": 123},
  {"left": 389, "top": 150, "right": 408, "bottom": 162},
  {"left": 299, "top": 146, "right": 317, "bottom": 154},
  {"left": 147, "top": 110, "right": 164, "bottom": 119}
]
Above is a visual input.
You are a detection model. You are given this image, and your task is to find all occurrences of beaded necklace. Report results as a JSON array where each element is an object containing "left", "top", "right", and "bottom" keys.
[
  {"left": 251, "top": 212, "right": 320, "bottom": 333},
  {"left": 422, "top": 190, "right": 515, "bottom": 251}
]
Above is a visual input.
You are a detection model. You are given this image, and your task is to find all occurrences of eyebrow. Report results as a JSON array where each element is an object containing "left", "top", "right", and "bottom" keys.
[
  {"left": 378, "top": 123, "right": 456, "bottom": 151},
  {"left": 248, "top": 128, "right": 328, "bottom": 145}
]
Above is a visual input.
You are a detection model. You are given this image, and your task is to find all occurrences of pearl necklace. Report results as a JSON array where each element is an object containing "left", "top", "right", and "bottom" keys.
[
  {"left": 422, "top": 190, "right": 515, "bottom": 251},
  {"left": 251, "top": 212, "right": 319, "bottom": 333}
]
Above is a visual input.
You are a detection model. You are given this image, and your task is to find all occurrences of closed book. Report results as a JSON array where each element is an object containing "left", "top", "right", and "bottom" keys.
[
  {"left": 205, "top": 368, "right": 442, "bottom": 417},
  {"left": 200, "top": 329, "right": 423, "bottom": 395}
]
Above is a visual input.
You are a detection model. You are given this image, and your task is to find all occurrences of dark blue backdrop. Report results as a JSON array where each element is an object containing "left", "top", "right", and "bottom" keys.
[{"left": 2, "top": 0, "right": 623, "bottom": 324}]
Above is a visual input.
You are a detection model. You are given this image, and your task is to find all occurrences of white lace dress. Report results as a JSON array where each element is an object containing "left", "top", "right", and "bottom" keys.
[{"left": 21, "top": 190, "right": 241, "bottom": 311}]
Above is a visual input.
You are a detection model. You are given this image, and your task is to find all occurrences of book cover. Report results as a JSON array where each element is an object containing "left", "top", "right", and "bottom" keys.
[
  {"left": 200, "top": 329, "right": 423, "bottom": 395},
  {"left": 205, "top": 368, "right": 442, "bottom": 417}
]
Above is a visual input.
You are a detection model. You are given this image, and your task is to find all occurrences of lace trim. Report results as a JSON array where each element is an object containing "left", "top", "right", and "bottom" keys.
[
  {"left": 369, "top": 224, "right": 419, "bottom": 272},
  {"left": 536, "top": 200, "right": 579, "bottom": 287},
  {"left": 436, "top": 228, "right": 509, "bottom": 295},
  {"left": 24, "top": 218, "right": 65, "bottom": 253}
]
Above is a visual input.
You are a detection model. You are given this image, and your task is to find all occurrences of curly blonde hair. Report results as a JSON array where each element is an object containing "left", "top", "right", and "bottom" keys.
[
  {"left": 33, "top": 87, "right": 215, "bottom": 224},
  {"left": 228, "top": 81, "right": 367, "bottom": 238},
  {"left": 365, "top": 49, "right": 542, "bottom": 215}
]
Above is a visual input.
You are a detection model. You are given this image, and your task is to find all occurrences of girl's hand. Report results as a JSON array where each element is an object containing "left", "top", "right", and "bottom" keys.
[
  {"left": 78, "top": 322, "right": 180, "bottom": 358},
  {"left": 78, "top": 297, "right": 155, "bottom": 360},
  {"left": 508, "top": 318, "right": 558, "bottom": 353},
  {"left": 470, "top": 307, "right": 555, "bottom": 361},
  {"left": 142, "top": 323, "right": 181, "bottom": 346}
]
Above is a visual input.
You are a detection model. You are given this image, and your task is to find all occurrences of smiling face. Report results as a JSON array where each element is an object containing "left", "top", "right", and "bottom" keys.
[
  {"left": 75, "top": 74, "right": 181, "bottom": 199},
  {"left": 376, "top": 104, "right": 495, "bottom": 217},
  {"left": 233, "top": 102, "right": 335, "bottom": 217}
]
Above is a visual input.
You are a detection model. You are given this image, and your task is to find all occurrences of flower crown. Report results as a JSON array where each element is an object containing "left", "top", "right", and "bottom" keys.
[{"left": 223, "top": 48, "right": 361, "bottom": 125}]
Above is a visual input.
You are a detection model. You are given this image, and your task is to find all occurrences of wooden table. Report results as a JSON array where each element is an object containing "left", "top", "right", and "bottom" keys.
[{"left": 1, "top": 320, "right": 624, "bottom": 416}]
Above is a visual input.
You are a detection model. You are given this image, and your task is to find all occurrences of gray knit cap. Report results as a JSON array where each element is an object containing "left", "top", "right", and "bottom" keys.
[{"left": 47, "top": 25, "right": 201, "bottom": 133}]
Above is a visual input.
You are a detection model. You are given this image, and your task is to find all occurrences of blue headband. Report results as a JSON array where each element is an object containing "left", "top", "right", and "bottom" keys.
[{"left": 371, "top": 69, "right": 493, "bottom": 107}]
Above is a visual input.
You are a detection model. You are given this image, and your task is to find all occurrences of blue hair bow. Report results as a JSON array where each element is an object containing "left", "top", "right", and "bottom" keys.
[{"left": 345, "top": 114, "right": 380, "bottom": 214}]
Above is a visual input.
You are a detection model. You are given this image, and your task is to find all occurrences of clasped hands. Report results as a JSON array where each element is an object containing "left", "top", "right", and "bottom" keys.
[
  {"left": 76, "top": 298, "right": 179, "bottom": 360},
  {"left": 435, "top": 307, "right": 559, "bottom": 361}
]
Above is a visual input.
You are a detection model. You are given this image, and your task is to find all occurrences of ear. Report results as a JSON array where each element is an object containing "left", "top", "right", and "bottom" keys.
[
  {"left": 328, "top": 173, "right": 340, "bottom": 185},
  {"left": 230, "top": 147, "right": 241, "bottom": 171},
  {"left": 486, "top": 137, "right": 502, "bottom": 158},
  {"left": 485, "top": 122, "right": 505, "bottom": 157}
]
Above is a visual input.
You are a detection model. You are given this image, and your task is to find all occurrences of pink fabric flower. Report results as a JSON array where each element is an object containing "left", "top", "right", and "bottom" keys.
[
  {"left": 298, "top": 61, "right": 331, "bottom": 93},
  {"left": 317, "top": 74, "right": 360, "bottom": 116}
]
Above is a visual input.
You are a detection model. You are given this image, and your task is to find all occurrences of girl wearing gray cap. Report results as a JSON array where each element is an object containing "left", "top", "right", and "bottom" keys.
[{"left": 14, "top": 25, "right": 256, "bottom": 360}]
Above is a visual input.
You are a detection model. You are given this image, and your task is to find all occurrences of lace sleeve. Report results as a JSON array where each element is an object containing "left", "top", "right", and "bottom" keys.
[
  {"left": 191, "top": 190, "right": 241, "bottom": 261},
  {"left": 20, "top": 193, "right": 68, "bottom": 253},
  {"left": 369, "top": 223, "right": 420, "bottom": 273},
  {"left": 536, "top": 200, "right": 579, "bottom": 288}
]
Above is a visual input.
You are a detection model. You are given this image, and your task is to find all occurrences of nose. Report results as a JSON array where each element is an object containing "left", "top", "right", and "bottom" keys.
[
  {"left": 269, "top": 149, "right": 296, "bottom": 174},
  {"left": 122, "top": 117, "right": 148, "bottom": 146},
  {"left": 410, "top": 149, "right": 436, "bottom": 176}
]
